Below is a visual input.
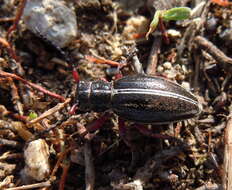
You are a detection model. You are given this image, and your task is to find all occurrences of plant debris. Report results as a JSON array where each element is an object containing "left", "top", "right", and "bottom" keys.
[{"left": 0, "top": 0, "right": 231, "bottom": 189}]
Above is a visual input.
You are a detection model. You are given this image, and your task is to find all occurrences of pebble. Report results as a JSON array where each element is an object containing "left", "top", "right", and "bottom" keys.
[
  {"left": 219, "top": 29, "right": 232, "bottom": 42},
  {"left": 122, "top": 16, "right": 149, "bottom": 40},
  {"left": 181, "top": 81, "right": 190, "bottom": 91},
  {"left": 157, "top": 65, "right": 164, "bottom": 73},
  {"left": 21, "top": 139, "right": 50, "bottom": 182},
  {"left": 206, "top": 17, "right": 218, "bottom": 32},
  {"left": 22, "top": 0, "right": 77, "bottom": 48},
  {"left": 167, "top": 29, "right": 181, "bottom": 38},
  {"left": 163, "top": 62, "right": 172, "bottom": 70}
]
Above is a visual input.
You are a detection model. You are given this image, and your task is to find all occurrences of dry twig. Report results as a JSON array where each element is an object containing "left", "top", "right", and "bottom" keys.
[
  {"left": 0, "top": 37, "right": 18, "bottom": 62},
  {"left": 50, "top": 148, "right": 71, "bottom": 180},
  {"left": 131, "top": 54, "right": 144, "bottom": 74},
  {"left": 7, "top": 78, "right": 24, "bottom": 115},
  {"left": 0, "top": 36, "right": 25, "bottom": 75},
  {"left": 0, "top": 175, "right": 14, "bottom": 190},
  {"left": 192, "top": 48, "right": 201, "bottom": 91},
  {"left": 0, "top": 138, "right": 20, "bottom": 148},
  {"left": 0, "top": 162, "right": 16, "bottom": 174},
  {"left": 194, "top": 36, "right": 232, "bottom": 68},
  {"left": 223, "top": 114, "right": 232, "bottom": 189},
  {"left": 84, "top": 141, "right": 95, "bottom": 190},
  {"left": 146, "top": 35, "right": 162, "bottom": 75},
  {"left": 0, "top": 153, "right": 23, "bottom": 161},
  {"left": 195, "top": 182, "right": 223, "bottom": 190},
  {"left": 0, "top": 17, "right": 14, "bottom": 23},
  {"left": 29, "top": 98, "right": 71, "bottom": 124},
  {"left": 5, "top": 180, "right": 51, "bottom": 190},
  {"left": 177, "top": 1, "right": 210, "bottom": 56}
]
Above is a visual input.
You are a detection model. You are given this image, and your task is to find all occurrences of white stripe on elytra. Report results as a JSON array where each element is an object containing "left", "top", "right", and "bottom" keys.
[
  {"left": 86, "top": 88, "right": 198, "bottom": 106},
  {"left": 114, "top": 88, "right": 198, "bottom": 106}
]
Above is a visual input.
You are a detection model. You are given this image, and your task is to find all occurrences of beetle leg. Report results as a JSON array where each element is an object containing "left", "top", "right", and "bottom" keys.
[
  {"left": 118, "top": 119, "right": 140, "bottom": 150},
  {"left": 86, "top": 112, "right": 110, "bottom": 133},
  {"left": 69, "top": 103, "right": 78, "bottom": 115},
  {"left": 133, "top": 124, "right": 176, "bottom": 140},
  {"left": 74, "top": 113, "right": 110, "bottom": 141},
  {"left": 114, "top": 72, "right": 123, "bottom": 80},
  {"left": 99, "top": 77, "right": 109, "bottom": 82},
  {"left": 118, "top": 119, "right": 131, "bottom": 147},
  {"left": 72, "top": 68, "right": 80, "bottom": 83},
  {"left": 118, "top": 119, "right": 143, "bottom": 169}
]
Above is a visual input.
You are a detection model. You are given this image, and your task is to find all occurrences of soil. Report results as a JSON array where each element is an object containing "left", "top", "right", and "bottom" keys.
[{"left": 0, "top": 0, "right": 231, "bottom": 190}]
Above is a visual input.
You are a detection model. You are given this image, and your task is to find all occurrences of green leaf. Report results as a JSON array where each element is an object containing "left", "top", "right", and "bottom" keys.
[
  {"left": 146, "top": 10, "right": 163, "bottom": 39},
  {"left": 162, "top": 7, "right": 191, "bottom": 21},
  {"left": 28, "top": 112, "right": 38, "bottom": 120},
  {"left": 146, "top": 7, "right": 191, "bottom": 39}
]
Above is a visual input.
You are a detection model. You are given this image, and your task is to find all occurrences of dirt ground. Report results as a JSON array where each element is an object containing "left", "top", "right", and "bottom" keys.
[{"left": 0, "top": 0, "right": 231, "bottom": 189}]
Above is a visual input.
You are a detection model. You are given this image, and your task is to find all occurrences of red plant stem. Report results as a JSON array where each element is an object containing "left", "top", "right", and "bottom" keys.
[
  {"left": 50, "top": 148, "right": 71, "bottom": 178},
  {"left": 8, "top": 112, "right": 28, "bottom": 122},
  {"left": 59, "top": 161, "right": 70, "bottom": 190},
  {"left": 211, "top": 0, "right": 232, "bottom": 6},
  {"left": 132, "top": 32, "right": 146, "bottom": 39},
  {"left": 85, "top": 55, "right": 125, "bottom": 67},
  {"left": 68, "top": 103, "right": 78, "bottom": 115},
  {"left": 0, "top": 70, "right": 65, "bottom": 102},
  {"left": 158, "top": 18, "right": 170, "bottom": 44},
  {"left": 7, "top": 0, "right": 27, "bottom": 39}
]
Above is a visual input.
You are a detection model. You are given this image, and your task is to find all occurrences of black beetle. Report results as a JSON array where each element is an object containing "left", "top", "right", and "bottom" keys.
[{"left": 76, "top": 75, "right": 201, "bottom": 124}]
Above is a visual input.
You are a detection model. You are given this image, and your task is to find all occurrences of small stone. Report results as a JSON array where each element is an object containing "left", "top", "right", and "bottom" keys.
[
  {"left": 206, "top": 17, "right": 218, "bottom": 32},
  {"left": 219, "top": 29, "right": 232, "bottom": 42},
  {"left": 176, "top": 74, "right": 185, "bottom": 81},
  {"left": 163, "top": 62, "right": 172, "bottom": 70},
  {"left": 21, "top": 139, "right": 50, "bottom": 182},
  {"left": 157, "top": 65, "right": 164, "bottom": 73},
  {"left": 181, "top": 65, "right": 188, "bottom": 74},
  {"left": 23, "top": 0, "right": 77, "bottom": 48},
  {"left": 164, "top": 69, "right": 177, "bottom": 79},
  {"left": 181, "top": 81, "right": 191, "bottom": 91},
  {"left": 122, "top": 16, "right": 149, "bottom": 40},
  {"left": 167, "top": 29, "right": 181, "bottom": 38}
]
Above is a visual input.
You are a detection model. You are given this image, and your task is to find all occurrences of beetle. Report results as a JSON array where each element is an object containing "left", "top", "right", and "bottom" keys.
[{"left": 76, "top": 74, "right": 201, "bottom": 124}]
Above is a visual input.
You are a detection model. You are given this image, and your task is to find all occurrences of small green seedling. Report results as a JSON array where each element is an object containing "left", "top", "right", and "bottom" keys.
[{"left": 146, "top": 7, "right": 191, "bottom": 39}]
